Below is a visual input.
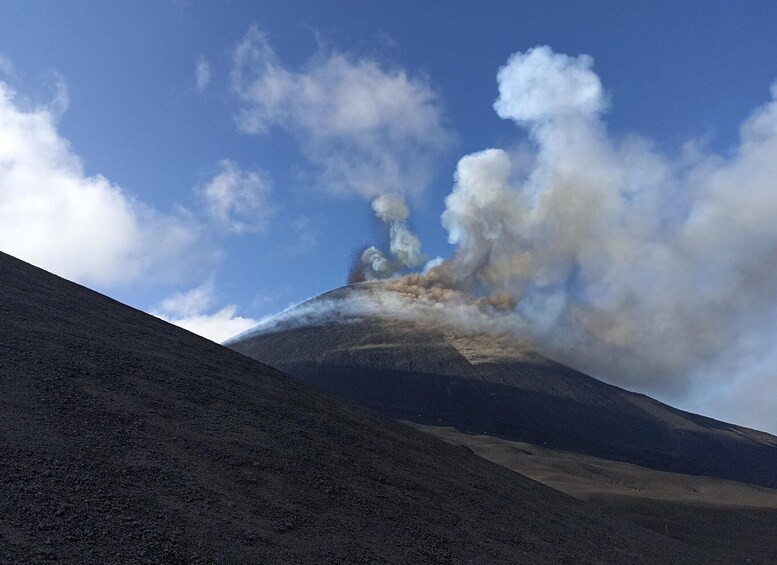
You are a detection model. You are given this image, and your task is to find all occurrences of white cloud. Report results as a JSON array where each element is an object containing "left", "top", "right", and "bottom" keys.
[
  {"left": 195, "top": 55, "right": 211, "bottom": 91},
  {"left": 159, "top": 279, "right": 216, "bottom": 317},
  {"left": 202, "top": 159, "right": 273, "bottom": 233},
  {"left": 157, "top": 305, "right": 259, "bottom": 343},
  {"left": 230, "top": 26, "right": 453, "bottom": 199},
  {"left": 0, "top": 79, "right": 200, "bottom": 286},
  {"left": 153, "top": 280, "right": 260, "bottom": 343}
]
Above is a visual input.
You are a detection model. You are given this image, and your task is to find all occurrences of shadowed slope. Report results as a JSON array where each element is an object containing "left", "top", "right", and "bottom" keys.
[
  {"left": 0, "top": 251, "right": 715, "bottom": 563},
  {"left": 229, "top": 284, "right": 777, "bottom": 490}
]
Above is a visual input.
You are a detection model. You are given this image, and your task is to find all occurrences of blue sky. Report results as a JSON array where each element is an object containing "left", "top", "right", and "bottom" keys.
[{"left": 4, "top": 1, "right": 777, "bottom": 430}]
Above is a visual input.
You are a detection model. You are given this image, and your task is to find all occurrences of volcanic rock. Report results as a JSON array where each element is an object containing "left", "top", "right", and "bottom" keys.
[
  {"left": 0, "top": 251, "right": 718, "bottom": 563},
  {"left": 228, "top": 283, "right": 777, "bottom": 489}
]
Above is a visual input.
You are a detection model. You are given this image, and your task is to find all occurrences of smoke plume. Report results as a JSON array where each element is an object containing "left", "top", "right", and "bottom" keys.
[
  {"left": 352, "top": 193, "right": 426, "bottom": 282},
  {"left": 372, "top": 193, "right": 426, "bottom": 268},
  {"left": 346, "top": 46, "right": 777, "bottom": 430},
  {"left": 243, "top": 44, "right": 777, "bottom": 430},
  {"left": 438, "top": 45, "right": 777, "bottom": 412}
]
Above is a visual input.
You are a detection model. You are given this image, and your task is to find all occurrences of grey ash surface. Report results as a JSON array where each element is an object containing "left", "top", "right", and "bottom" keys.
[
  {"left": 0, "top": 252, "right": 716, "bottom": 564},
  {"left": 230, "top": 286, "right": 777, "bottom": 490}
]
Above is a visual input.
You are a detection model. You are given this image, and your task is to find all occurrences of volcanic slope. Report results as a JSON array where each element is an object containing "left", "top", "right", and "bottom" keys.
[
  {"left": 228, "top": 283, "right": 777, "bottom": 562},
  {"left": 0, "top": 251, "right": 717, "bottom": 563},
  {"left": 228, "top": 283, "right": 777, "bottom": 490}
]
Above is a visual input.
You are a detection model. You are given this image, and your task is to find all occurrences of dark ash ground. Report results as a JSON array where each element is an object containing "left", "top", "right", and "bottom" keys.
[{"left": 0, "top": 251, "right": 721, "bottom": 563}]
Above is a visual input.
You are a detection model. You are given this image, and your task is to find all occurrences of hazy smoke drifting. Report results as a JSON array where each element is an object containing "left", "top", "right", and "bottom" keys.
[
  {"left": 352, "top": 193, "right": 426, "bottom": 281},
  {"left": 372, "top": 193, "right": 426, "bottom": 269},
  {"left": 433, "top": 46, "right": 777, "bottom": 407},
  {"left": 239, "top": 45, "right": 777, "bottom": 430},
  {"left": 344, "top": 46, "right": 777, "bottom": 430}
]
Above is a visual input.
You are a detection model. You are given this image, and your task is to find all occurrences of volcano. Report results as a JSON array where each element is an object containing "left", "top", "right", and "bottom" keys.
[
  {"left": 0, "top": 250, "right": 723, "bottom": 563},
  {"left": 228, "top": 282, "right": 777, "bottom": 562},
  {"left": 228, "top": 282, "right": 777, "bottom": 487}
]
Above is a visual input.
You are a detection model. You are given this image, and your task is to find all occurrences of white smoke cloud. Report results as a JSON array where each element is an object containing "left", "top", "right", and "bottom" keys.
[
  {"left": 228, "top": 43, "right": 777, "bottom": 433},
  {"left": 195, "top": 56, "right": 212, "bottom": 91},
  {"left": 0, "top": 78, "right": 200, "bottom": 286},
  {"left": 202, "top": 159, "right": 273, "bottom": 233},
  {"left": 387, "top": 219, "right": 425, "bottom": 268},
  {"left": 435, "top": 45, "right": 777, "bottom": 430},
  {"left": 371, "top": 192, "right": 410, "bottom": 222},
  {"left": 372, "top": 193, "right": 425, "bottom": 267},
  {"left": 224, "top": 291, "right": 376, "bottom": 343},
  {"left": 356, "top": 246, "right": 397, "bottom": 281},
  {"left": 494, "top": 46, "right": 608, "bottom": 124},
  {"left": 224, "top": 282, "right": 504, "bottom": 344},
  {"left": 353, "top": 194, "right": 426, "bottom": 281},
  {"left": 153, "top": 280, "right": 260, "bottom": 343},
  {"left": 230, "top": 26, "right": 452, "bottom": 199}
]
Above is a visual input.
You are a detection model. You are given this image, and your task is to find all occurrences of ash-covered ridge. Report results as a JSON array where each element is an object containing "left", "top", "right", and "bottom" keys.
[
  {"left": 226, "top": 279, "right": 523, "bottom": 346},
  {"left": 229, "top": 282, "right": 777, "bottom": 491}
]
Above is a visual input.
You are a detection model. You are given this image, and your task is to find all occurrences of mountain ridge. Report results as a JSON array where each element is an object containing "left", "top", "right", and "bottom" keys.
[
  {"left": 229, "top": 282, "right": 777, "bottom": 489},
  {"left": 0, "top": 250, "right": 715, "bottom": 563}
]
